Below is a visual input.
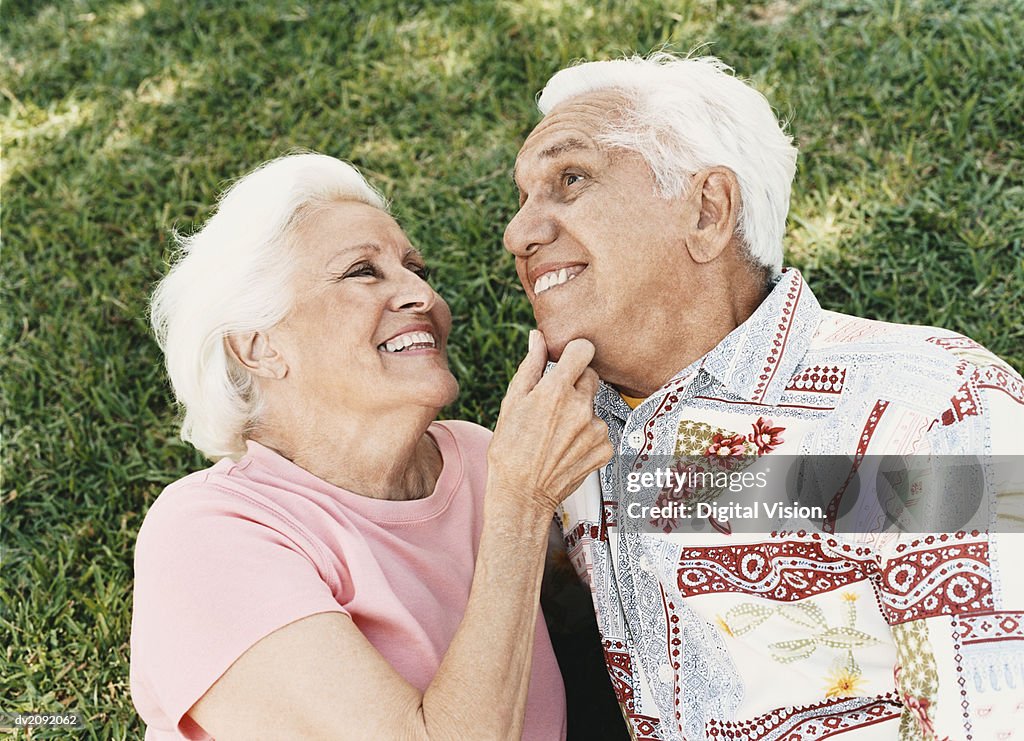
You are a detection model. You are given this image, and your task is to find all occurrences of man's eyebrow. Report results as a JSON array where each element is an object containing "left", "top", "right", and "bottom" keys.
[
  {"left": 513, "top": 137, "right": 593, "bottom": 187},
  {"left": 538, "top": 137, "right": 589, "bottom": 158}
]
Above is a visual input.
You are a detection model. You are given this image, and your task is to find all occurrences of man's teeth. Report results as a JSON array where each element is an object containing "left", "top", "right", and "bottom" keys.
[
  {"left": 533, "top": 267, "right": 580, "bottom": 295},
  {"left": 380, "top": 331, "right": 436, "bottom": 353}
]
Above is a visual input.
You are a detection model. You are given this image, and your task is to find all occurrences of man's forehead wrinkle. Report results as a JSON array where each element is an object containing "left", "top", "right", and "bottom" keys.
[
  {"left": 541, "top": 88, "right": 634, "bottom": 125},
  {"left": 515, "top": 128, "right": 590, "bottom": 184}
]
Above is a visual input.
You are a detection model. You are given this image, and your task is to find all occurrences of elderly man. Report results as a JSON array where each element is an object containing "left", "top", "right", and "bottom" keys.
[{"left": 505, "top": 53, "right": 1024, "bottom": 740}]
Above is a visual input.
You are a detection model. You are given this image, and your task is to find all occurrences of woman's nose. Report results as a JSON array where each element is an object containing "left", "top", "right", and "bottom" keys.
[{"left": 392, "top": 269, "right": 437, "bottom": 313}]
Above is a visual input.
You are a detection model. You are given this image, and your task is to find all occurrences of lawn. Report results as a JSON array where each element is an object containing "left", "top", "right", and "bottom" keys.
[{"left": 2, "top": 0, "right": 1022, "bottom": 737}]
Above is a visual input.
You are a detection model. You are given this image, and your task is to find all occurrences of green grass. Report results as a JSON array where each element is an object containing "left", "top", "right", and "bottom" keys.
[{"left": 3, "top": 0, "right": 1022, "bottom": 736}]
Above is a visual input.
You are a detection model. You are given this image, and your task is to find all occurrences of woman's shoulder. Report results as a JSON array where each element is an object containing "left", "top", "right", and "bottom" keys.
[
  {"left": 136, "top": 455, "right": 303, "bottom": 558},
  {"left": 141, "top": 462, "right": 227, "bottom": 526},
  {"left": 144, "top": 455, "right": 243, "bottom": 509}
]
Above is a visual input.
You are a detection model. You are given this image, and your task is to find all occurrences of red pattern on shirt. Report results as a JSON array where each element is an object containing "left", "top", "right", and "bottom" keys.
[
  {"left": 823, "top": 399, "right": 888, "bottom": 533},
  {"left": 785, "top": 365, "right": 847, "bottom": 395},
  {"left": 976, "top": 365, "right": 1024, "bottom": 404},
  {"left": 958, "top": 611, "right": 1024, "bottom": 645},
  {"left": 705, "top": 694, "right": 901, "bottom": 740},
  {"left": 676, "top": 533, "right": 877, "bottom": 601},
  {"left": 752, "top": 277, "right": 803, "bottom": 403},
  {"left": 878, "top": 532, "right": 993, "bottom": 624}
]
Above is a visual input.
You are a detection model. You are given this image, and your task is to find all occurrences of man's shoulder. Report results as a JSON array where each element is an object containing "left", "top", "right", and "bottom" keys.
[
  {"left": 810, "top": 310, "right": 1016, "bottom": 375},
  {"left": 790, "top": 310, "right": 1022, "bottom": 426}
]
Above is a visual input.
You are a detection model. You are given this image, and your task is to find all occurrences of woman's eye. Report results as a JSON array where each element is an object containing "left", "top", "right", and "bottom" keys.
[
  {"left": 411, "top": 265, "right": 432, "bottom": 282},
  {"left": 344, "top": 263, "right": 379, "bottom": 279}
]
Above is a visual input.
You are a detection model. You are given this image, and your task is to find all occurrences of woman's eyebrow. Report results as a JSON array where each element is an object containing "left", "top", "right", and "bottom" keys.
[{"left": 324, "top": 243, "right": 380, "bottom": 269}]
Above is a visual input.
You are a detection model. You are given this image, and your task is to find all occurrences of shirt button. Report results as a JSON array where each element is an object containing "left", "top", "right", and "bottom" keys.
[
  {"left": 658, "top": 663, "right": 674, "bottom": 683},
  {"left": 627, "top": 430, "right": 644, "bottom": 448}
]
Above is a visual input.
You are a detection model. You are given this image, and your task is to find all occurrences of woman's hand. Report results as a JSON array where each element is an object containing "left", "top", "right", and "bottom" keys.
[{"left": 488, "top": 330, "right": 613, "bottom": 518}]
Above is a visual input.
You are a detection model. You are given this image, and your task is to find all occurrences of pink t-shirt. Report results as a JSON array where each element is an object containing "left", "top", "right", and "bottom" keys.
[{"left": 130, "top": 420, "right": 566, "bottom": 740}]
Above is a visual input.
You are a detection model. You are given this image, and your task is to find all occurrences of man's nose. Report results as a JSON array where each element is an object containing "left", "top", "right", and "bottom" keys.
[{"left": 503, "top": 201, "right": 556, "bottom": 257}]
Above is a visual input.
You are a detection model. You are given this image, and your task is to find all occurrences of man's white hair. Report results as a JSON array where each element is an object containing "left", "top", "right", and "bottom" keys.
[
  {"left": 150, "top": 153, "right": 387, "bottom": 460},
  {"left": 537, "top": 53, "right": 797, "bottom": 275}
]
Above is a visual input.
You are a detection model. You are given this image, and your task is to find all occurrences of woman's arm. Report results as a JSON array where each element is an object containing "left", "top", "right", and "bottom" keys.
[{"left": 189, "top": 334, "right": 611, "bottom": 740}]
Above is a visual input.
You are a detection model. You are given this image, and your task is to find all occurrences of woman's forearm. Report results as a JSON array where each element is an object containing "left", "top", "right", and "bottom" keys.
[
  {"left": 420, "top": 494, "right": 554, "bottom": 740},
  {"left": 415, "top": 337, "right": 610, "bottom": 738}
]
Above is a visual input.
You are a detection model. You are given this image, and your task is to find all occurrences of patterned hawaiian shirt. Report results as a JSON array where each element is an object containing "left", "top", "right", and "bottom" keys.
[{"left": 559, "top": 269, "right": 1024, "bottom": 740}]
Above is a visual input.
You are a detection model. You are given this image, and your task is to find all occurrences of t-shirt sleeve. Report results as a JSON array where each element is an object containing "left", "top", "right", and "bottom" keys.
[{"left": 130, "top": 480, "right": 347, "bottom": 738}]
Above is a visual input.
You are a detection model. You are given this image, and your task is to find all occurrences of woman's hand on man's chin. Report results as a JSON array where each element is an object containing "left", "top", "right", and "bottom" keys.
[{"left": 486, "top": 330, "right": 613, "bottom": 520}]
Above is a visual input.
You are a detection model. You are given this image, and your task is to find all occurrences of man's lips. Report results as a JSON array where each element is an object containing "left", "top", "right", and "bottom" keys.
[{"left": 528, "top": 262, "right": 588, "bottom": 296}]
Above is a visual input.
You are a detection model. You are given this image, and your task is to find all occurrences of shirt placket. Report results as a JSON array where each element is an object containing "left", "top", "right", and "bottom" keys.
[{"left": 609, "top": 377, "right": 703, "bottom": 739}]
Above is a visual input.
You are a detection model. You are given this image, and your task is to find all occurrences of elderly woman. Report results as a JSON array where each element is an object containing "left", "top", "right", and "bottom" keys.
[{"left": 130, "top": 153, "right": 611, "bottom": 740}]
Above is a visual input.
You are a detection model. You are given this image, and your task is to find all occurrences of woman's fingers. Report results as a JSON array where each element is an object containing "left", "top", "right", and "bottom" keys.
[
  {"left": 505, "top": 330, "right": 549, "bottom": 399},
  {"left": 560, "top": 416, "right": 613, "bottom": 472},
  {"left": 541, "top": 338, "right": 596, "bottom": 390},
  {"left": 506, "top": 335, "right": 598, "bottom": 402},
  {"left": 575, "top": 366, "right": 600, "bottom": 396},
  {"left": 491, "top": 333, "right": 613, "bottom": 512}
]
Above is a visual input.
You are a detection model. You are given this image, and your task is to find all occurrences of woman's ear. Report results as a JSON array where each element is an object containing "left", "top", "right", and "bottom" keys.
[
  {"left": 683, "top": 166, "right": 741, "bottom": 264},
  {"left": 224, "top": 332, "right": 288, "bottom": 379}
]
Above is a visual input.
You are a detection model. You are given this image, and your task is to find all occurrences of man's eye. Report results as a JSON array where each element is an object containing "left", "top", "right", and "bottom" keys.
[
  {"left": 410, "top": 265, "right": 432, "bottom": 282},
  {"left": 562, "top": 173, "right": 583, "bottom": 187}
]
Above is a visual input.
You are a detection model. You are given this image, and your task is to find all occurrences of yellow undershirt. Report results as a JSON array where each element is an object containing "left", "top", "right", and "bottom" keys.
[{"left": 619, "top": 392, "right": 647, "bottom": 410}]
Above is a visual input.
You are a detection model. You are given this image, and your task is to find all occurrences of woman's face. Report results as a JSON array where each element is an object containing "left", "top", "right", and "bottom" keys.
[{"left": 270, "top": 199, "right": 459, "bottom": 416}]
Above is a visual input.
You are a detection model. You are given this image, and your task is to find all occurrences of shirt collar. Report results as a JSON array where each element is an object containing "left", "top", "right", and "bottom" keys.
[
  {"left": 699, "top": 268, "right": 821, "bottom": 404},
  {"left": 596, "top": 268, "right": 822, "bottom": 414}
]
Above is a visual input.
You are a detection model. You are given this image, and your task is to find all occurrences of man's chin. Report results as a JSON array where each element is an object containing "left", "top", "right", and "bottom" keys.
[{"left": 536, "top": 322, "right": 585, "bottom": 363}]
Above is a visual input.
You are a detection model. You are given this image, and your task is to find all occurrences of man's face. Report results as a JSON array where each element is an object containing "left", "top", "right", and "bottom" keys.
[{"left": 504, "top": 90, "right": 696, "bottom": 391}]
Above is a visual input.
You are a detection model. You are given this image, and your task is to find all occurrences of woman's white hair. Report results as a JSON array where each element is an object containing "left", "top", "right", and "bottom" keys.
[
  {"left": 150, "top": 152, "right": 387, "bottom": 460},
  {"left": 537, "top": 52, "right": 797, "bottom": 275}
]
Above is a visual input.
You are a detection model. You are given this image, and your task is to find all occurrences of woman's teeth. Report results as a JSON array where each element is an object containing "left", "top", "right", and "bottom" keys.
[
  {"left": 380, "top": 331, "right": 436, "bottom": 353},
  {"left": 534, "top": 267, "right": 581, "bottom": 295}
]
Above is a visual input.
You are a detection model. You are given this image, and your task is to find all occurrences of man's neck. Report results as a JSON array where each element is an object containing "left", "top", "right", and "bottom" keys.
[{"left": 601, "top": 269, "right": 771, "bottom": 398}]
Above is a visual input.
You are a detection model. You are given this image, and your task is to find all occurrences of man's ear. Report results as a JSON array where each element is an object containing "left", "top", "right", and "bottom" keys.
[
  {"left": 683, "top": 167, "right": 741, "bottom": 264},
  {"left": 224, "top": 331, "right": 288, "bottom": 379}
]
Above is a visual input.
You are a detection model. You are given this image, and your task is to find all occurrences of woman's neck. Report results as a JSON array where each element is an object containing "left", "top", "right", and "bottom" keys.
[{"left": 252, "top": 402, "right": 443, "bottom": 501}]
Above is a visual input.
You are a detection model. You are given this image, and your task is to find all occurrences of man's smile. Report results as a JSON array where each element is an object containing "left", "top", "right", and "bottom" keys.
[{"left": 529, "top": 263, "right": 589, "bottom": 296}]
